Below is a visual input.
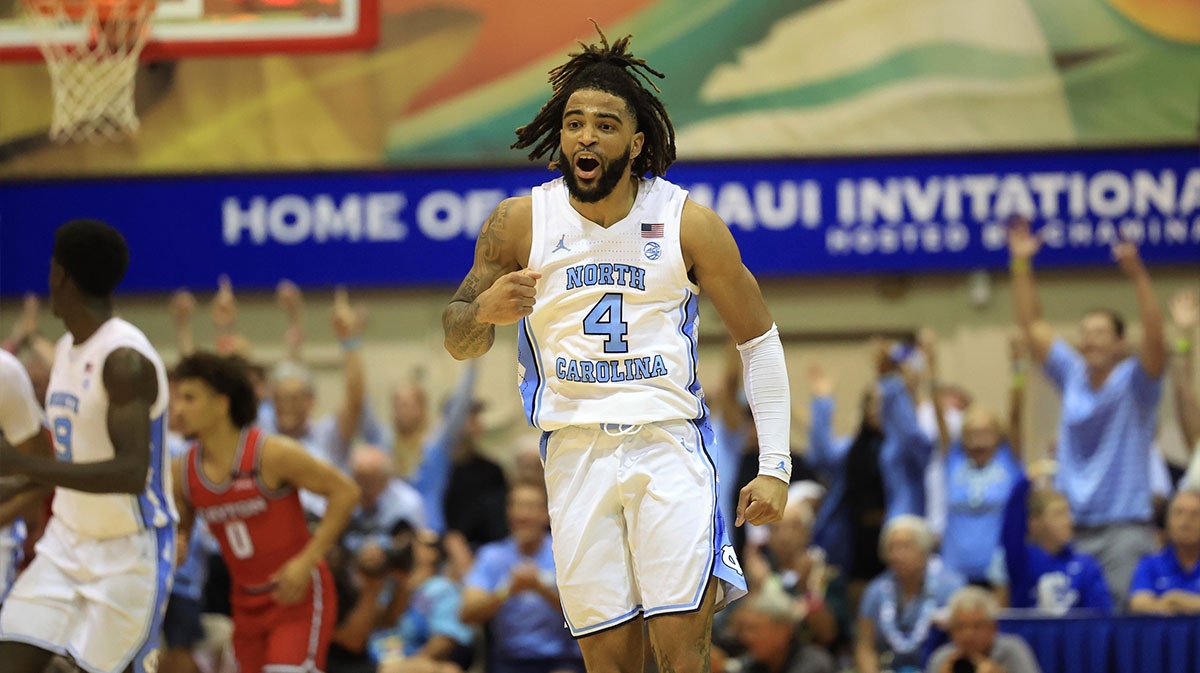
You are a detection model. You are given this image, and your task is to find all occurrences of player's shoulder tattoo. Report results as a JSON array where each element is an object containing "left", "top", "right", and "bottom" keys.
[
  {"left": 478, "top": 196, "right": 532, "bottom": 263},
  {"left": 477, "top": 198, "right": 512, "bottom": 264}
]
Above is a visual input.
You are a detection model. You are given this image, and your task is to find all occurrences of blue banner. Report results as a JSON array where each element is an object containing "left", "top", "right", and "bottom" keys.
[{"left": 2, "top": 146, "right": 1197, "bottom": 296}]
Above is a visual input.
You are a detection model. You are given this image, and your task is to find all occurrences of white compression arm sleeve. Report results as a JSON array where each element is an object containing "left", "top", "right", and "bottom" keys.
[{"left": 737, "top": 323, "right": 791, "bottom": 483}]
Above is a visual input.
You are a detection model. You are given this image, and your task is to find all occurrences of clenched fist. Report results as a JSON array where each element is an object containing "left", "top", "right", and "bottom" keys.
[{"left": 476, "top": 269, "right": 542, "bottom": 325}]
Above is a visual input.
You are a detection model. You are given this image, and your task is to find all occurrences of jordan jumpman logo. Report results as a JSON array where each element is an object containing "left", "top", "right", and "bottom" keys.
[{"left": 552, "top": 235, "right": 571, "bottom": 253}]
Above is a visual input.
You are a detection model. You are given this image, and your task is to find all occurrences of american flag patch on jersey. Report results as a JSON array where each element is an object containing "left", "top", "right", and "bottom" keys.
[{"left": 641, "top": 223, "right": 664, "bottom": 238}]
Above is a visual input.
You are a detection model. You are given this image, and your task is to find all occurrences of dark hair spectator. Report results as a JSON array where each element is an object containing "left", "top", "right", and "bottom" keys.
[
  {"left": 459, "top": 481, "right": 582, "bottom": 673},
  {"left": 1008, "top": 217, "right": 1167, "bottom": 604},
  {"left": 368, "top": 527, "right": 474, "bottom": 671},
  {"left": 805, "top": 362, "right": 886, "bottom": 584}
]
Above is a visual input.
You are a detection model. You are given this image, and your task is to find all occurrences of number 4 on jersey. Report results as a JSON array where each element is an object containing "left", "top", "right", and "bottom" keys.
[{"left": 583, "top": 292, "right": 628, "bottom": 354}]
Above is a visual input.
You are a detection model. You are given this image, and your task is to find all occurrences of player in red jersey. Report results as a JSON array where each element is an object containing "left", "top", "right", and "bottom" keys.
[{"left": 170, "top": 351, "right": 360, "bottom": 673}]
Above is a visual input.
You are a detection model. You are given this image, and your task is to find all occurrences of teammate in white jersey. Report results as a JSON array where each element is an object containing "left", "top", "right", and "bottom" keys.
[
  {"left": 0, "top": 220, "right": 176, "bottom": 673},
  {"left": 443, "top": 27, "right": 790, "bottom": 673},
  {"left": 0, "top": 349, "right": 55, "bottom": 605}
]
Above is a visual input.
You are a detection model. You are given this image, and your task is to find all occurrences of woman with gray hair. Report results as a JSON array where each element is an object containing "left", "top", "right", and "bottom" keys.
[
  {"left": 926, "top": 587, "right": 1042, "bottom": 673},
  {"left": 854, "top": 515, "right": 965, "bottom": 673}
]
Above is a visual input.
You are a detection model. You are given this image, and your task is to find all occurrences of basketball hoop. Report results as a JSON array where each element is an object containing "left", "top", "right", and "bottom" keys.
[{"left": 21, "top": 0, "right": 156, "bottom": 143}]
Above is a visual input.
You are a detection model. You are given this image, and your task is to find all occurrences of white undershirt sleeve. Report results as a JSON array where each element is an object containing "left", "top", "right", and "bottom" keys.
[{"left": 737, "top": 323, "right": 791, "bottom": 483}]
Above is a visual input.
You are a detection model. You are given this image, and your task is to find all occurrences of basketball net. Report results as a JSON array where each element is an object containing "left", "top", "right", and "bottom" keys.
[{"left": 21, "top": 0, "right": 155, "bottom": 143}]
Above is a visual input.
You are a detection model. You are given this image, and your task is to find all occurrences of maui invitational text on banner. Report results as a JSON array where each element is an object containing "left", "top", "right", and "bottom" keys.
[{"left": 1, "top": 146, "right": 1196, "bottom": 294}]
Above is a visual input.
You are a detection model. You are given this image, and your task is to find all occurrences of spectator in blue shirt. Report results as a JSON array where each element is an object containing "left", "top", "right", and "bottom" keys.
[
  {"left": 403, "top": 364, "right": 486, "bottom": 538},
  {"left": 385, "top": 363, "right": 475, "bottom": 485},
  {"left": 875, "top": 343, "right": 935, "bottom": 521},
  {"left": 370, "top": 527, "right": 474, "bottom": 670},
  {"left": 1008, "top": 218, "right": 1166, "bottom": 604},
  {"left": 259, "top": 289, "right": 377, "bottom": 473},
  {"left": 806, "top": 363, "right": 886, "bottom": 584},
  {"left": 1129, "top": 489, "right": 1200, "bottom": 615},
  {"left": 342, "top": 446, "right": 427, "bottom": 553},
  {"left": 940, "top": 407, "right": 1023, "bottom": 584},
  {"left": 855, "top": 515, "right": 964, "bottom": 673},
  {"left": 1000, "top": 480, "right": 1111, "bottom": 613},
  {"left": 460, "top": 482, "right": 582, "bottom": 673}
]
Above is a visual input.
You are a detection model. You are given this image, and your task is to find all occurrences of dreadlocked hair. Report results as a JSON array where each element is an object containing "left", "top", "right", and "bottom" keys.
[{"left": 512, "top": 21, "right": 676, "bottom": 178}]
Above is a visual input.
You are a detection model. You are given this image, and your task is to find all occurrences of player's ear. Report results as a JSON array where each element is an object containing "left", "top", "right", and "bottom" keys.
[
  {"left": 48, "top": 260, "right": 70, "bottom": 295},
  {"left": 631, "top": 131, "right": 644, "bottom": 160}
]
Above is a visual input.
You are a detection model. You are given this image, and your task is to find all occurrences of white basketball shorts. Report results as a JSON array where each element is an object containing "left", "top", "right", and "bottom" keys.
[
  {"left": 0, "top": 516, "right": 175, "bottom": 673},
  {"left": 541, "top": 417, "right": 747, "bottom": 637}
]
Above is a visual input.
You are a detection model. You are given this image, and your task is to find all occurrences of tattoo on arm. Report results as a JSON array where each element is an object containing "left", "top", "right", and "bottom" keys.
[{"left": 443, "top": 200, "right": 514, "bottom": 359}]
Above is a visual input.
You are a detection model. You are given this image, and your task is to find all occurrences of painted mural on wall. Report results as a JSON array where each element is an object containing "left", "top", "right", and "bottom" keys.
[{"left": 1, "top": 0, "right": 1196, "bottom": 175}]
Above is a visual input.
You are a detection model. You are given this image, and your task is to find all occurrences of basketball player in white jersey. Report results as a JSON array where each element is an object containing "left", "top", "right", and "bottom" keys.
[
  {"left": 0, "top": 349, "right": 55, "bottom": 605},
  {"left": 443, "top": 28, "right": 790, "bottom": 673},
  {"left": 0, "top": 219, "right": 176, "bottom": 673}
]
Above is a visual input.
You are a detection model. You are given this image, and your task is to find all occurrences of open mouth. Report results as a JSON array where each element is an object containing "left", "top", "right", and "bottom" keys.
[{"left": 575, "top": 155, "right": 600, "bottom": 179}]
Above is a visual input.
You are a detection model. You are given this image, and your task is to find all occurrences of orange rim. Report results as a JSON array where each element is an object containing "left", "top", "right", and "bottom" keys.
[{"left": 22, "top": 0, "right": 155, "bottom": 22}]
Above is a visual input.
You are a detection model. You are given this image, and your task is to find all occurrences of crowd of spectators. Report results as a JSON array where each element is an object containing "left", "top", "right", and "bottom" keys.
[{"left": 1, "top": 228, "right": 1198, "bottom": 673}]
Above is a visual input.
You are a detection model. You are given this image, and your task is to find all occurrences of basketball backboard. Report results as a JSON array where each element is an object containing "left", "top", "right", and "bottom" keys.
[{"left": 0, "top": 0, "right": 378, "bottom": 60}]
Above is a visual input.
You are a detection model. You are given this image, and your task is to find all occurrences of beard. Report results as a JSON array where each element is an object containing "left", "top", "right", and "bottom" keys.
[{"left": 559, "top": 146, "right": 632, "bottom": 203}]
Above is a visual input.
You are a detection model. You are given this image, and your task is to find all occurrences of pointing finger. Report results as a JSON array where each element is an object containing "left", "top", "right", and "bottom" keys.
[{"left": 735, "top": 488, "right": 751, "bottom": 527}]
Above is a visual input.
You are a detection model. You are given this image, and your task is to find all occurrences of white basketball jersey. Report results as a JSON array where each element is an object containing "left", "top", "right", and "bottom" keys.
[
  {"left": 0, "top": 349, "right": 45, "bottom": 446},
  {"left": 518, "top": 176, "right": 707, "bottom": 430},
  {"left": 46, "top": 317, "right": 176, "bottom": 539}
]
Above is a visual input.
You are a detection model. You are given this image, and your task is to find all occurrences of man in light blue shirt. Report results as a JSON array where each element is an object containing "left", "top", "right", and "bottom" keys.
[
  {"left": 941, "top": 408, "right": 1023, "bottom": 583},
  {"left": 1009, "top": 218, "right": 1166, "bottom": 604},
  {"left": 342, "top": 445, "right": 426, "bottom": 553},
  {"left": 459, "top": 482, "right": 583, "bottom": 673}
]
